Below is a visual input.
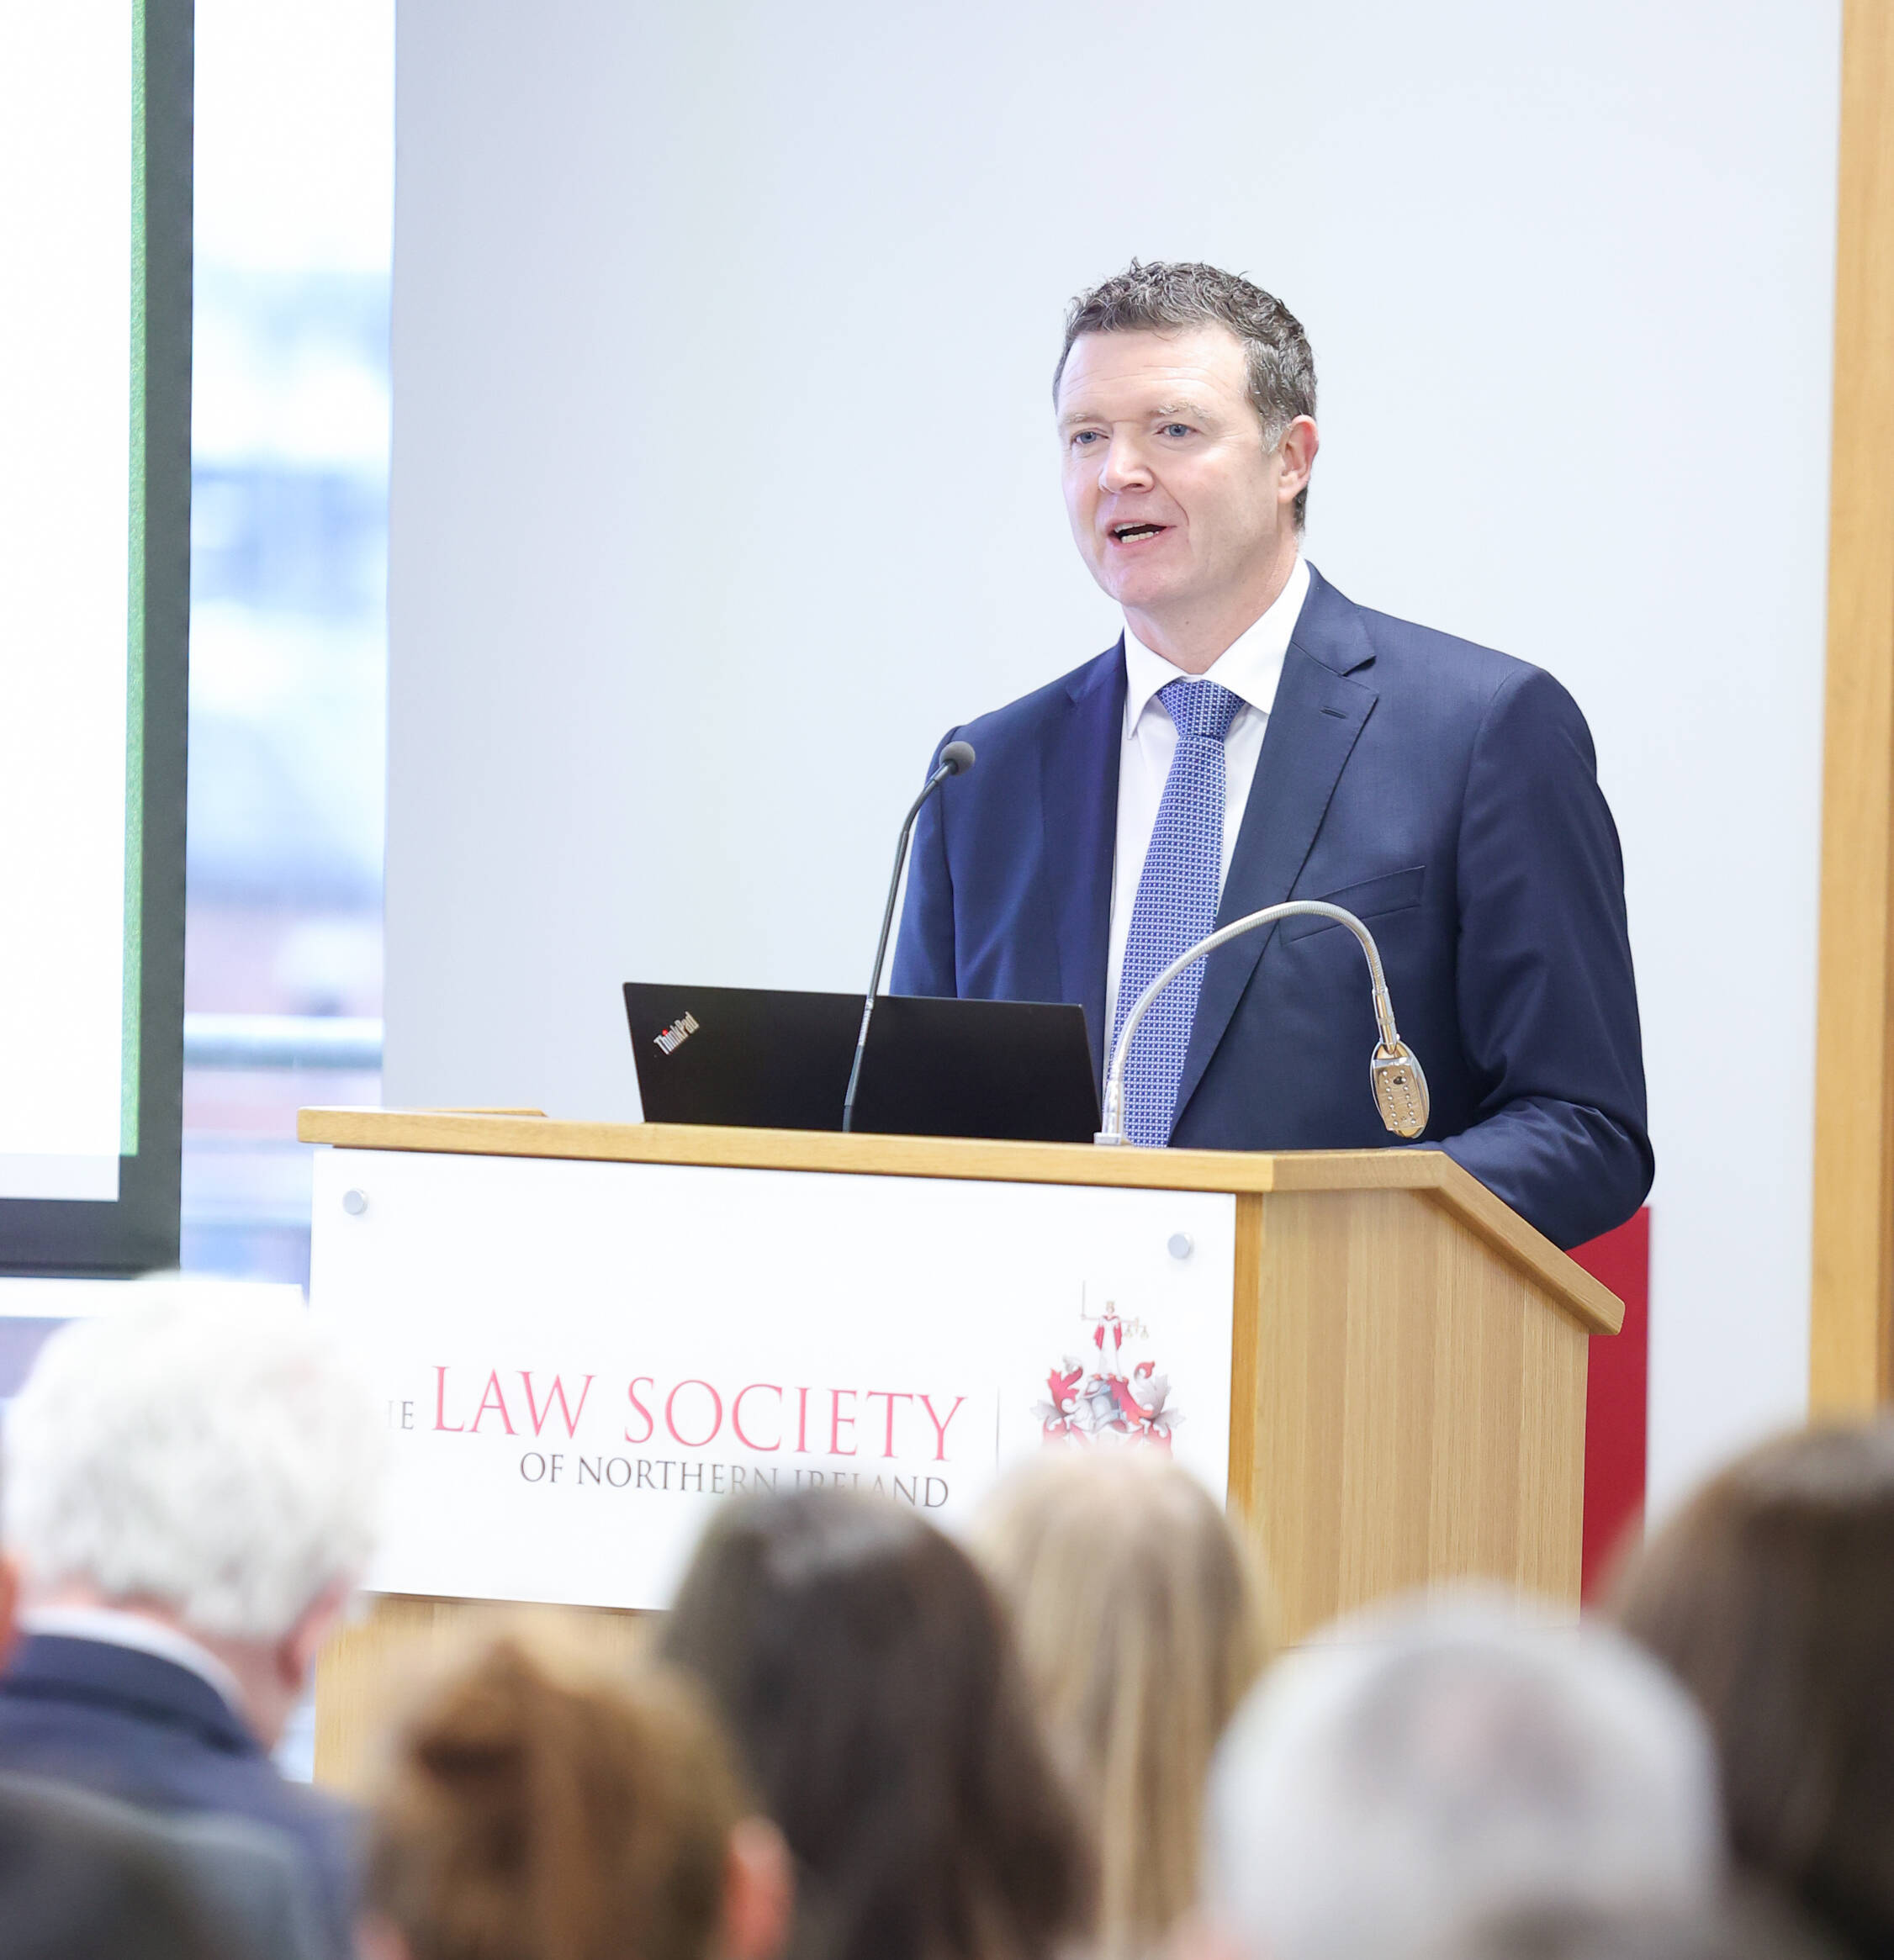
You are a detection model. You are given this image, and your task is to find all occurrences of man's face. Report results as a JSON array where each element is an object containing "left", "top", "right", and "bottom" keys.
[{"left": 1057, "top": 325, "right": 1298, "bottom": 628}]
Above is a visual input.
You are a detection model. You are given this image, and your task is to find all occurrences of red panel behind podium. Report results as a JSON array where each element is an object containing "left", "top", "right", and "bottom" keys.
[{"left": 1569, "top": 1208, "right": 1650, "bottom": 1598}]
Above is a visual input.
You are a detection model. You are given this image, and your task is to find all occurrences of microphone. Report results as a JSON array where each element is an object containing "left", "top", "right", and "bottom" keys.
[
  {"left": 841, "top": 740, "right": 976, "bottom": 1133},
  {"left": 1094, "top": 901, "right": 1430, "bottom": 1146}
]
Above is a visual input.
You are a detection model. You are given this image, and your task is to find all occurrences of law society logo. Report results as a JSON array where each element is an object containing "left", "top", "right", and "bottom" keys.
[
  {"left": 1034, "top": 1285, "right": 1182, "bottom": 1449},
  {"left": 416, "top": 1361, "right": 981, "bottom": 1511}
]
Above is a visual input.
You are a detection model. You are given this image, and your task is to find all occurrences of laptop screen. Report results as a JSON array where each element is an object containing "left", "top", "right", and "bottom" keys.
[{"left": 623, "top": 983, "right": 1098, "bottom": 1143}]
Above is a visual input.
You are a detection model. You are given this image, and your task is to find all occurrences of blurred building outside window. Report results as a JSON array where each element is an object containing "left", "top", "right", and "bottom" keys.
[{"left": 183, "top": 0, "right": 392, "bottom": 1289}]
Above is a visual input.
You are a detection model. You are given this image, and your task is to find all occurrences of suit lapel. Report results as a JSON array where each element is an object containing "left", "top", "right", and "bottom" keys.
[
  {"left": 1172, "top": 572, "right": 1378, "bottom": 1128},
  {"left": 1042, "top": 644, "right": 1124, "bottom": 1083}
]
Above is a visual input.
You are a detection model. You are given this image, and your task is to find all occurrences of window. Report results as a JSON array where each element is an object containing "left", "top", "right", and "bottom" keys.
[{"left": 183, "top": 0, "right": 393, "bottom": 1286}]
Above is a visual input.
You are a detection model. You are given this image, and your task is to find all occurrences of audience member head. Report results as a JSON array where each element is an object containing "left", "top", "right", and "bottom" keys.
[
  {"left": 1612, "top": 1422, "right": 1894, "bottom": 1958},
  {"left": 1198, "top": 1593, "right": 1721, "bottom": 1960},
  {"left": 362, "top": 1632, "right": 790, "bottom": 1960},
  {"left": 974, "top": 1447, "right": 1270, "bottom": 1960},
  {"left": 2, "top": 1278, "right": 384, "bottom": 1746},
  {"left": 660, "top": 1488, "right": 1089, "bottom": 1960}
]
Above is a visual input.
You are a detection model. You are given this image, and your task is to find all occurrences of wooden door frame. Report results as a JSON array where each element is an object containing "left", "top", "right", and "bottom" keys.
[{"left": 1812, "top": 0, "right": 1894, "bottom": 1410}]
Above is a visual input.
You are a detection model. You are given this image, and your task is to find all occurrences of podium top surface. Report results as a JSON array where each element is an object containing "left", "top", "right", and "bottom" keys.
[{"left": 299, "top": 1108, "right": 1623, "bottom": 1335}]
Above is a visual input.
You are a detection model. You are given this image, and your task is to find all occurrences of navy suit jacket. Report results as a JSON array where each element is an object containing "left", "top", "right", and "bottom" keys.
[
  {"left": 0, "top": 1635, "right": 358, "bottom": 1960},
  {"left": 891, "top": 566, "right": 1652, "bottom": 1250}
]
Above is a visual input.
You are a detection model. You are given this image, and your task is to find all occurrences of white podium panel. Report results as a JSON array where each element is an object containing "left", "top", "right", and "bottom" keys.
[{"left": 309, "top": 1146, "right": 1237, "bottom": 1610}]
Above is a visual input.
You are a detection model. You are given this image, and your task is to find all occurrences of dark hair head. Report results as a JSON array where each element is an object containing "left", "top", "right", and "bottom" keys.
[
  {"left": 1052, "top": 260, "right": 1318, "bottom": 526},
  {"left": 365, "top": 1634, "right": 743, "bottom": 1960},
  {"left": 660, "top": 1489, "right": 1089, "bottom": 1960},
  {"left": 1612, "top": 1423, "right": 1894, "bottom": 1957}
]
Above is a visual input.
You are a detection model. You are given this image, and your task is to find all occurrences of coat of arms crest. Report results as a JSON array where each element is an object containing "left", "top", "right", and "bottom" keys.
[{"left": 1034, "top": 1286, "right": 1182, "bottom": 1450}]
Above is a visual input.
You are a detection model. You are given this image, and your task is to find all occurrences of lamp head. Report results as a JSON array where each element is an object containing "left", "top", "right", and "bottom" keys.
[{"left": 1371, "top": 1041, "right": 1430, "bottom": 1138}]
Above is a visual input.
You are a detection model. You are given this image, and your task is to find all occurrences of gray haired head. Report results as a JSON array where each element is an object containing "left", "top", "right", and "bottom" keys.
[
  {"left": 3, "top": 1277, "right": 384, "bottom": 1642},
  {"left": 1203, "top": 1593, "right": 1722, "bottom": 1960},
  {"left": 1052, "top": 261, "right": 1319, "bottom": 526}
]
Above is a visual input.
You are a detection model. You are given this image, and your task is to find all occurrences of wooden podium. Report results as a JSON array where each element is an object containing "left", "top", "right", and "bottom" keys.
[{"left": 299, "top": 1108, "right": 1621, "bottom": 1789}]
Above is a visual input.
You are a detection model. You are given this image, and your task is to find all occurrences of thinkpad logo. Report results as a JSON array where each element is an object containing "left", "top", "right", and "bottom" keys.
[{"left": 653, "top": 1012, "right": 700, "bottom": 1056}]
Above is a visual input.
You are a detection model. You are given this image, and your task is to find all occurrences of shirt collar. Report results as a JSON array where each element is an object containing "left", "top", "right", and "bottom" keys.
[
  {"left": 1122, "top": 554, "right": 1311, "bottom": 733},
  {"left": 20, "top": 1605, "right": 248, "bottom": 1720}
]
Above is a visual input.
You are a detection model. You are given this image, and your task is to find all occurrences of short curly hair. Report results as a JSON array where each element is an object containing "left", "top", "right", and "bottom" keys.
[
  {"left": 1053, "top": 261, "right": 1318, "bottom": 526},
  {"left": 3, "top": 1280, "right": 383, "bottom": 1641}
]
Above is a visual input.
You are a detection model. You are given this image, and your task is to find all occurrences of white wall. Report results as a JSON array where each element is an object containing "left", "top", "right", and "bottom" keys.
[{"left": 385, "top": 0, "right": 1841, "bottom": 1509}]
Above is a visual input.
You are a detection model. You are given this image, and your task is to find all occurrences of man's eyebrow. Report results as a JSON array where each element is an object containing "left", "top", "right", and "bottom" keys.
[{"left": 1057, "top": 397, "right": 1218, "bottom": 431}]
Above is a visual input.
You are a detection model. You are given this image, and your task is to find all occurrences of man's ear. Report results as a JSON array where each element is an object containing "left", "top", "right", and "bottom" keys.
[
  {"left": 278, "top": 1577, "right": 354, "bottom": 1695},
  {"left": 722, "top": 1815, "right": 794, "bottom": 1960},
  {"left": 1275, "top": 415, "right": 1319, "bottom": 504}
]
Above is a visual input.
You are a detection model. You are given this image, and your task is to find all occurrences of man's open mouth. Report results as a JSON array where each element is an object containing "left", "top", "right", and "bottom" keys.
[{"left": 1110, "top": 523, "right": 1167, "bottom": 542}]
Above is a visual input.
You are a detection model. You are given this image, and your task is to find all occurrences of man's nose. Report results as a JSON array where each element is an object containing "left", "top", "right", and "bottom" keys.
[{"left": 1099, "top": 435, "right": 1154, "bottom": 493}]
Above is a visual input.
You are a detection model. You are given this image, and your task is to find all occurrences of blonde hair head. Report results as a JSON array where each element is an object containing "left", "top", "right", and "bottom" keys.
[{"left": 975, "top": 1450, "right": 1272, "bottom": 1960}]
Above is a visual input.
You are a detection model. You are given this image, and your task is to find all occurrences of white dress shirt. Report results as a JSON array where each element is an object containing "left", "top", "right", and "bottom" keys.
[
  {"left": 21, "top": 1603, "right": 247, "bottom": 1718},
  {"left": 1104, "top": 555, "right": 1311, "bottom": 1043}
]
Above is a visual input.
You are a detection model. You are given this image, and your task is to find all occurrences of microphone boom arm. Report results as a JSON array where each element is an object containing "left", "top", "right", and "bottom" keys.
[
  {"left": 1095, "top": 901, "right": 1430, "bottom": 1147},
  {"left": 841, "top": 743, "right": 972, "bottom": 1133}
]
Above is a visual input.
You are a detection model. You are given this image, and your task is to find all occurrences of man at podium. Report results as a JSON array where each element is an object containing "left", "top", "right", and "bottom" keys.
[{"left": 891, "top": 261, "right": 1649, "bottom": 1252}]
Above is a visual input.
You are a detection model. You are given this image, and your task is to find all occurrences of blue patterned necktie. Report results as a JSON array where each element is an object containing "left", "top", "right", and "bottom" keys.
[{"left": 1112, "top": 678, "right": 1245, "bottom": 1146}]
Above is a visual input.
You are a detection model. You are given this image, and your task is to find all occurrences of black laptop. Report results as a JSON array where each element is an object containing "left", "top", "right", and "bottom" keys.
[{"left": 622, "top": 983, "right": 1099, "bottom": 1143}]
